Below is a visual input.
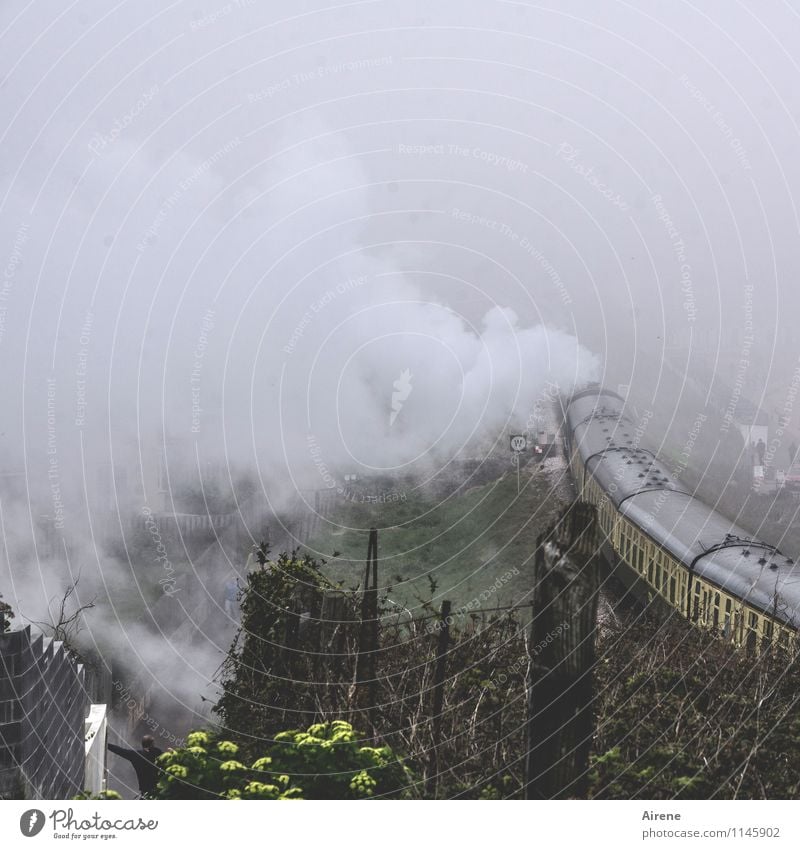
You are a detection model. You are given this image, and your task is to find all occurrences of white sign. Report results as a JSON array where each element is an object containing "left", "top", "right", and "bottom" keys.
[{"left": 510, "top": 435, "right": 526, "bottom": 452}]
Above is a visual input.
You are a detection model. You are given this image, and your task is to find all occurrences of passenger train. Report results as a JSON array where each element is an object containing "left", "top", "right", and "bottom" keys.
[{"left": 565, "top": 387, "right": 800, "bottom": 650}]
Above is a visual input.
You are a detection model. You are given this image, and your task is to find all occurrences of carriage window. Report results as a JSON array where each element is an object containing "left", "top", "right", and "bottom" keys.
[
  {"left": 713, "top": 593, "right": 720, "bottom": 630},
  {"left": 762, "top": 619, "right": 774, "bottom": 653},
  {"left": 746, "top": 611, "right": 759, "bottom": 652},
  {"left": 723, "top": 598, "right": 732, "bottom": 636},
  {"left": 669, "top": 576, "right": 676, "bottom": 603}
]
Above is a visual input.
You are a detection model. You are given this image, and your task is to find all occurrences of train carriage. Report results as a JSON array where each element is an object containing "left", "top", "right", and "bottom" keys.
[{"left": 564, "top": 387, "right": 800, "bottom": 650}]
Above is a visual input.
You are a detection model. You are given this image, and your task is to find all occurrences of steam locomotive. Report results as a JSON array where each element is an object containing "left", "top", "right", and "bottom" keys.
[{"left": 565, "top": 387, "right": 799, "bottom": 650}]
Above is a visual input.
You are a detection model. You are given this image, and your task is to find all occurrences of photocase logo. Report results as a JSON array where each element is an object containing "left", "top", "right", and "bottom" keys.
[
  {"left": 20, "top": 810, "right": 45, "bottom": 837},
  {"left": 389, "top": 369, "right": 413, "bottom": 426}
]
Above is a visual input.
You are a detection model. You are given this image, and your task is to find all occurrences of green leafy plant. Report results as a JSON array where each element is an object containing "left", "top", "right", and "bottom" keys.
[
  {"left": 214, "top": 549, "right": 361, "bottom": 741},
  {"left": 73, "top": 790, "right": 122, "bottom": 800},
  {"left": 264, "top": 721, "right": 412, "bottom": 799},
  {"left": 154, "top": 722, "right": 412, "bottom": 800}
]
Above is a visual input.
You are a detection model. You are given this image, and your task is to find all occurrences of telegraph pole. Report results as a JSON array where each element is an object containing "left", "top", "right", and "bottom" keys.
[
  {"left": 510, "top": 434, "right": 526, "bottom": 494},
  {"left": 356, "top": 528, "right": 380, "bottom": 736}
]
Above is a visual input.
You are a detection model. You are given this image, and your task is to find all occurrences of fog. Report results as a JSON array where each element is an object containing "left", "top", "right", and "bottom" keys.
[{"left": 2, "top": 0, "right": 800, "bottom": 752}]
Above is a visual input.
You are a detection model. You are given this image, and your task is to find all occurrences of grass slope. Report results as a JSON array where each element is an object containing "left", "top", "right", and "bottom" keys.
[{"left": 306, "top": 461, "right": 567, "bottom": 612}]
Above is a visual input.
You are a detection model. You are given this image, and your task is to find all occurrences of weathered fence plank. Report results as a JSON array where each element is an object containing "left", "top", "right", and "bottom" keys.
[
  {"left": 525, "top": 501, "right": 600, "bottom": 799},
  {"left": 355, "top": 528, "right": 379, "bottom": 734},
  {"left": 427, "top": 599, "right": 451, "bottom": 798}
]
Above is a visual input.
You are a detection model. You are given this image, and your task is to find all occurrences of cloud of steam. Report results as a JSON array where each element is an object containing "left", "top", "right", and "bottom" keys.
[
  {"left": 272, "top": 295, "right": 597, "bottom": 481},
  {"left": 151, "top": 126, "right": 601, "bottom": 503}
]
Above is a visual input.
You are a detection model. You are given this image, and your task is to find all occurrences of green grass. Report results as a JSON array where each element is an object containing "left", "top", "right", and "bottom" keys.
[{"left": 306, "top": 462, "right": 566, "bottom": 612}]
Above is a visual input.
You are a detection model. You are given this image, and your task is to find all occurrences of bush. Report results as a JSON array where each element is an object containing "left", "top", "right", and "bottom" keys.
[
  {"left": 591, "top": 613, "right": 800, "bottom": 799},
  {"left": 73, "top": 790, "right": 122, "bottom": 800},
  {"left": 214, "top": 550, "right": 361, "bottom": 740},
  {"left": 154, "top": 721, "right": 413, "bottom": 800}
]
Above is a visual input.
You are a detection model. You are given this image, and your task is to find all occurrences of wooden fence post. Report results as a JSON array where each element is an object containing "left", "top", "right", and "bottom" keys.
[
  {"left": 427, "top": 599, "right": 451, "bottom": 798},
  {"left": 315, "top": 590, "right": 349, "bottom": 720},
  {"left": 355, "top": 528, "right": 379, "bottom": 735},
  {"left": 319, "top": 591, "right": 346, "bottom": 664},
  {"left": 525, "top": 501, "right": 599, "bottom": 799}
]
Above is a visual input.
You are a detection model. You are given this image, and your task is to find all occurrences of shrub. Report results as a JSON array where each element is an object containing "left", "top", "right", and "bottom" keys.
[
  {"left": 73, "top": 790, "right": 122, "bottom": 800},
  {"left": 154, "top": 721, "right": 412, "bottom": 800}
]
